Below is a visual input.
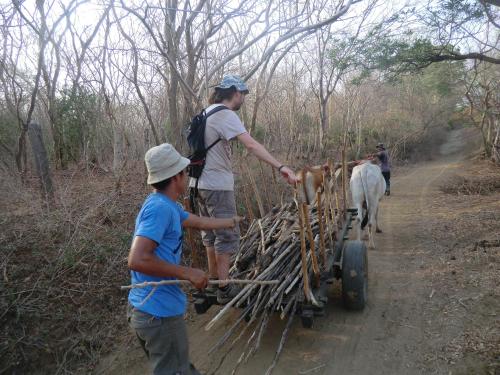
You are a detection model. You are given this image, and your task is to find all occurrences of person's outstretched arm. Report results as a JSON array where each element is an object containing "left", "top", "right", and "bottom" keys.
[
  {"left": 237, "top": 132, "right": 298, "bottom": 184},
  {"left": 182, "top": 213, "right": 244, "bottom": 230}
]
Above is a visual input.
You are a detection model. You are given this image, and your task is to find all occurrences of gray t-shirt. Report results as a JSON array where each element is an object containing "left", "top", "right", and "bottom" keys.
[{"left": 189, "top": 104, "right": 247, "bottom": 191}]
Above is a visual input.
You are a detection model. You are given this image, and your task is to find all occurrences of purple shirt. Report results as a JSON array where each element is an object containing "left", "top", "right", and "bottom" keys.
[{"left": 376, "top": 150, "right": 391, "bottom": 172}]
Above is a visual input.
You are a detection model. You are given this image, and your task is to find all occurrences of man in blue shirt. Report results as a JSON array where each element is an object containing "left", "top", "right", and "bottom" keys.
[{"left": 127, "top": 143, "right": 242, "bottom": 375}]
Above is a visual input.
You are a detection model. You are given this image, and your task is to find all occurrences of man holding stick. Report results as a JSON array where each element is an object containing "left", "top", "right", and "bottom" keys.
[
  {"left": 190, "top": 74, "right": 299, "bottom": 304},
  {"left": 127, "top": 143, "right": 243, "bottom": 375}
]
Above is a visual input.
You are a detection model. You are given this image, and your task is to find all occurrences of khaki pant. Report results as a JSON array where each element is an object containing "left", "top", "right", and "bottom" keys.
[{"left": 196, "top": 189, "right": 240, "bottom": 254}]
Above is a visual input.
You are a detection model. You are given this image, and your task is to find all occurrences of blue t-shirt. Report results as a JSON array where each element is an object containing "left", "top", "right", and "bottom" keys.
[{"left": 128, "top": 193, "right": 189, "bottom": 318}]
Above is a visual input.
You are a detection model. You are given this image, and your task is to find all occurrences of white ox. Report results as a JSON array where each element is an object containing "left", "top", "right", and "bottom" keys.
[{"left": 350, "top": 162, "right": 386, "bottom": 249}]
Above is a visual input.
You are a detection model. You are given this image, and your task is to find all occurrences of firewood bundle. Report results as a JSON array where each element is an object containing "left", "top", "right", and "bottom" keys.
[{"left": 205, "top": 181, "right": 342, "bottom": 374}]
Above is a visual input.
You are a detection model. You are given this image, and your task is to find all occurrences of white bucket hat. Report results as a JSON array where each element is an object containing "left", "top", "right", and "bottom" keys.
[{"left": 145, "top": 143, "right": 190, "bottom": 185}]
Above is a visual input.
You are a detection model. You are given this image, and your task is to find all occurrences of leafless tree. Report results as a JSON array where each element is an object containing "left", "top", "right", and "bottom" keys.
[{"left": 463, "top": 62, "right": 500, "bottom": 160}]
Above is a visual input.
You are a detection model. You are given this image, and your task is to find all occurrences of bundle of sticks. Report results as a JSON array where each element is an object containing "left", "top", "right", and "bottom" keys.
[{"left": 205, "top": 165, "right": 345, "bottom": 375}]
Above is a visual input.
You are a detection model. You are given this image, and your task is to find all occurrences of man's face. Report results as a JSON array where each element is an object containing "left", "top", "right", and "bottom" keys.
[
  {"left": 232, "top": 91, "right": 246, "bottom": 111},
  {"left": 174, "top": 169, "right": 188, "bottom": 194}
]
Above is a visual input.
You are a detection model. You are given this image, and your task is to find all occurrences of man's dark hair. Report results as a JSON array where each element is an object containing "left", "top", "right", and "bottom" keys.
[
  {"left": 151, "top": 170, "right": 184, "bottom": 191},
  {"left": 208, "top": 87, "right": 238, "bottom": 104}
]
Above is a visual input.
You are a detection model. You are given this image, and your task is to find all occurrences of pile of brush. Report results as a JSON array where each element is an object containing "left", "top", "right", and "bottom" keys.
[{"left": 205, "top": 177, "right": 343, "bottom": 374}]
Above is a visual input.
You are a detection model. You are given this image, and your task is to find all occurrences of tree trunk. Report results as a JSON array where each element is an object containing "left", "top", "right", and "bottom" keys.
[
  {"left": 168, "top": 76, "right": 180, "bottom": 145},
  {"left": 50, "top": 112, "right": 65, "bottom": 169},
  {"left": 15, "top": 127, "right": 28, "bottom": 177},
  {"left": 112, "top": 125, "right": 125, "bottom": 174},
  {"left": 492, "top": 118, "right": 500, "bottom": 164},
  {"left": 28, "top": 122, "right": 54, "bottom": 207},
  {"left": 355, "top": 114, "right": 363, "bottom": 159},
  {"left": 319, "top": 99, "right": 328, "bottom": 153}
]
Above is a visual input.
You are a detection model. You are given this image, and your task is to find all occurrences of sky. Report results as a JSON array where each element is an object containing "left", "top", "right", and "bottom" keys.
[{"left": 1, "top": 0, "right": 496, "bottom": 101}]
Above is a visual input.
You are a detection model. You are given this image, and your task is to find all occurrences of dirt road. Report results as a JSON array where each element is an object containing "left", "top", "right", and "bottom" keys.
[{"left": 98, "top": 128, "right": 498, "bottom": 375}]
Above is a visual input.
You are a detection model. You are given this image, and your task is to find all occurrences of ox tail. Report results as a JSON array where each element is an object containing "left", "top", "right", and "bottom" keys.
[
  {"left": 361, "top": 208, "right": 369, "bottom": 229},
  {"left": 360, "top": 167, "right": 370, "bottom": 230}
]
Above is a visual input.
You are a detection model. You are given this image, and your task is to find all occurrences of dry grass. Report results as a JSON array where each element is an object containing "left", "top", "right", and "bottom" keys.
[
  {"left": 440, "top": 160, "right": 500, "bottom": 196},
  {"left": 0, "top": 157, "right": 288, "bottom": 374},
  {"left": 0, "top": 164, "right": 148, "bottom": 374},
  {"left": 423, "top": 160, "right": 500, "bottom": 375}
]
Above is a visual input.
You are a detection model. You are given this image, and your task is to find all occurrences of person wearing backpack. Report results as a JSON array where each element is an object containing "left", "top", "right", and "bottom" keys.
[{"left": 188, "top": 74, "right": 298, "bottom": 304}]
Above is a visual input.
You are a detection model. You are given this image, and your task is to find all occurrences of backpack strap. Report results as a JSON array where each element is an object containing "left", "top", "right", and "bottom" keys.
[
  {"left": 205, "top": 104, "right": 229, "bottom": 117},
  {"left": 203, "top": 105, "right": 229, "bottom": 152},
  {"left": 190, "top": 105, "right": 230, "bottom": 203},
  {"left": 205, "top": 138, "right": 221, "bottom": 152}
]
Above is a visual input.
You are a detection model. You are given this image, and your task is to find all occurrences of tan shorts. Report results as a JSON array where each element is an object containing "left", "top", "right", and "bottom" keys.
[{"left": 196, "top": 189, "right": 240, "bottom": 254}]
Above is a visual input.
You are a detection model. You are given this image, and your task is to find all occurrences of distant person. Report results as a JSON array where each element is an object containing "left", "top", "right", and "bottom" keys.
[
  {"left": 127, "top": 143, "right": 243, "bottom": 375},
  {"left": 190, "top": 74, "right": 299, "bottom": 304},
  {"left": 374, "top": 143, "right": 391, "bottom": 196}
]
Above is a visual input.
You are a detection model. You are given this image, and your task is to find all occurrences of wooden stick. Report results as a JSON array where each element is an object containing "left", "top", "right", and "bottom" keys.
[
  {"left": 316, "top": 191, "right": 326, "bottom": 267},
  {"left": 331, "top": 165, "right": 341, "bottom": 234},
  {"left": 231, "top": 321, "right": 260, "bottom": 375},
  {"left": 265, "top": 219, "right": 281, "bottom": 245},
  {"left": 280, "top": 288, "right": 300, "bottom": 319},
  {"left": 258, "top": 219, "right": 266, "bottom": 256},
  {"left": 183, "top": 197, "right": 199, "bottom": 268},
  {"left": 284, "top": 258, "right": 306, "bottom": 295},
  {"left": 258, "top": 160, "right": 272, "bottom": 210},
  {"left": 296, "top": 195, "right": 310, "bottom": 302},
  {"left": 234, "top": 242, "right": 296, "bottom": 308},
  {"left": 242, "top": 162, "right": 266, "bottom": 218},
  {"left": 206, "top": 271, "right": 273, "bottom": 331},
  {"left": 250, "top": 285, "right": 266, "bottom": 322},
  {"left": 208, "top": 302, "right": 256, "bottom": 355},
  {"left": 248, "top": 309, "right": 270, "bottom": 360},
  {"left": 121, "top": 279, "right": 280, "bottom": 290},
  {"left": 322, "top": 167, "right": 334, "bottom": 250},
  {"left": 271, "top": 165, "right": 282, "bottom": 206},
  {"left": 330, "top": 159, "right": 342, "bottom": 220},
  {"left": 241, "top": 180, "right": 255, "bottom": 223},
  {"left": 272, "top": 257, "right": 301, "bottom": 301},
  {"left": 265, "top": 298, "right": 297, "bottom": 375},
  {"left": 341, "top": 149, "right": 348, "bottom": 219},
  {"left": 137, "top": 286, "right": 157, "bottom": 306},
  {"left": 302, "top": 202, "right": 320, "bottom": 286}
]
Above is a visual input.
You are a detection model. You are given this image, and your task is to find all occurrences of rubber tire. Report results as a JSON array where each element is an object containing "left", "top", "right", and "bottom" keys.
[{"left": 341, "top": 240, "right": 368, "bottom": 310}]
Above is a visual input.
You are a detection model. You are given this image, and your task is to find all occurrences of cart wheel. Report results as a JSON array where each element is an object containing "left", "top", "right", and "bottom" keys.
[
  {"left": 341, "top": 240, "right": 368, "bottom": 310},
  {"left": 301, "top": 309, "right": 314, "bottom": 328}
]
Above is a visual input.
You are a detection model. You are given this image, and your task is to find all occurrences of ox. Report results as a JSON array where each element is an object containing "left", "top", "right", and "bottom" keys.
[
  {"left": 350, "top": 162, "right": 386, "bottom": 249},
  {"left": 296, "top": 165, "right": 329, "bottom": 205}
]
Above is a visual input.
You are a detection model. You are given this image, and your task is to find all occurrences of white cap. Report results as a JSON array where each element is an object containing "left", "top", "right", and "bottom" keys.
[{"left": 145, "top": 143, "right": 190, "bottom": 184}]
